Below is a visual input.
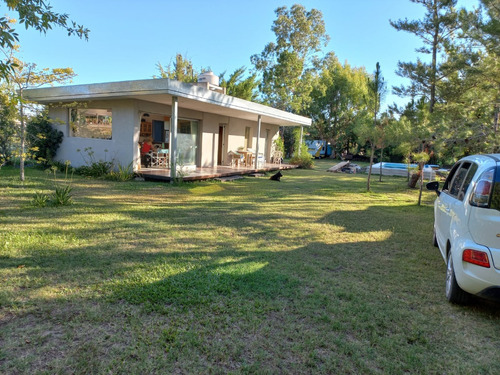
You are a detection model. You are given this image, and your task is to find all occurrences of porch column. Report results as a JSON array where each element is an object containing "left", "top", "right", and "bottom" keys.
[
  {"left": 299, "top": 126, "right": 303, "bottom": 156},
  {"left": 170, "top": 96, "right": 178, "bottom": 182},
  {"left": 255, "top": 115, "right": 261, "bottom": 169}
]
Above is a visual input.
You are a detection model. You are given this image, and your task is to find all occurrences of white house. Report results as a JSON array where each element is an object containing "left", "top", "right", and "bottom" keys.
[{"left": 24, "top": 77, "right": 311, "bottom": 180}]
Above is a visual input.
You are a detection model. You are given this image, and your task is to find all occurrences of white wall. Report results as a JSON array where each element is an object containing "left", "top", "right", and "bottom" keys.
[
  {"left": 48, "top": 100, "right": 134, "bottom": 168},
  {"left": 225, "top": 118, "right": 279, "bottom": 164}
]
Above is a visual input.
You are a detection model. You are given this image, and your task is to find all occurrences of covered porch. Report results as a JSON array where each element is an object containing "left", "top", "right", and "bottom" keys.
[{"left": 138, "top": 162, "right": 297, "bottom": 182}]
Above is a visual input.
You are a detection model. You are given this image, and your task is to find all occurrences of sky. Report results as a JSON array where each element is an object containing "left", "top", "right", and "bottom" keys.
[{"left": 5, "top": 0, "right": 481, "bottom": 110}]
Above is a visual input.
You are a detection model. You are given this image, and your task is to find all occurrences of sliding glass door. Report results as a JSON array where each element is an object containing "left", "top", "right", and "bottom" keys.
[{"left": 177, "top": 119, "right": 199, "bottom": 167}]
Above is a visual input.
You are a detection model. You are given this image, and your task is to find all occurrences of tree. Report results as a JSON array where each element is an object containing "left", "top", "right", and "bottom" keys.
[
  {"left": 390, "top": 98, "right": 434, "bottom": 205},
  {"left": 251, "top": 4, "right": 329, "bottom": 156},
  {"left": 435, "top": 0, "right": 500, "bottom": 155},
  {"left": 376, "top": 112, "right": 394, "bottom": 182},
  {"left": 0, "top": 88, "right": 16, "bottom": 165},
  {"left": 365, "top": 62, "right": 386, "bottom": 192},
  {"left": 156, "top": 55, "right": 259, "bottom": 101},
  {"left": 474, "top": 0, "right": 500, "bottom": 151},
  {"left": 7, "top": 53, "right": 75, "bottom": 181},
  {"left": 390, "top": 0, "right": 459, "bottom": 114},
  {"left": 0, "top": 0, "right": 89, "bottom": 80},
  {"left": 219, "top": 67, "right": 259, "bottom": 101},
  {"left": 156, "top": 53, "right": 204, "bottom": 83},
  {"left": 309, "top": 52, "right": 370, "bottom": 157},
  {"left": 251, "top": 4, "right": 329, "bottom": 113},
  {"left": 476, "top": 0, "right": 500, "bottom": 56}
]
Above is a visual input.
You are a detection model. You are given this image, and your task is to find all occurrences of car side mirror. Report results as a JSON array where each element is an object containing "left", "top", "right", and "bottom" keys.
[{"left": 426, "top": 181, "right": 441, "bottom": 196}]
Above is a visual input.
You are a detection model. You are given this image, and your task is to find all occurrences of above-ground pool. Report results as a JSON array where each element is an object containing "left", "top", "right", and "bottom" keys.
[
  {"left": 373, "top": 162, "right": 439, "bottom": 170},
  {"left": 368, "top": 162, "right": 438, "bottom": 179}
]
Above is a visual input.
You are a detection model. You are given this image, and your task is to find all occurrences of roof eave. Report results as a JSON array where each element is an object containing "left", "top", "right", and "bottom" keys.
[{"left": 24, "top": 78, "right": 312, "bottom": 127}]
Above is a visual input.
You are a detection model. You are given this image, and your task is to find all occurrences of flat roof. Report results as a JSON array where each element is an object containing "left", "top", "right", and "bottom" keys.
[{"left": 24, "top": 78, "right": 311, "bottom": 127}]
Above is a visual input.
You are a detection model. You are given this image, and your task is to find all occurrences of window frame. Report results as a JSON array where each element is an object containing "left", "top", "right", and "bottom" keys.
[{"left": 69, "top": 108, "right": 113, "bottom": 140}]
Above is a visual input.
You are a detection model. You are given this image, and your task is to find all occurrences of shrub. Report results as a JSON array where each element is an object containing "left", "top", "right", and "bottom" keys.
[
  {"left": 289, "top": 155, "right": 314, "bottom": 169},
  {"left": 32, "top": 164, "right": 74, "bottom": 208},
  {"left": 106, "top": 162, "right": 135, "bottom": 181},
  {"left": 31, "top": 191, "right": 50, "bottom": 207},
  {"left": 49, "top": 164, "right": 73, "bottom": 206},
  {"left": 27, "top": 113, "right": 63, "bottom": 167},
  {"left": 32, "top": 187, "right": 73, "bottom": 207},
  {"left": 52, "top": 185, "right": 73, "bottom": 206},
  {"left": 74, "top": 147, "right": 113, "bottom": 178},
  {"left": 273, "top": 136, "right": 285, "bottom": 154},
  {"left": 50, "top": 160, "right": 76, "bottom": 175},
  {"left": 75, "top": 161, "right": 113, "bottom": 178},
  {"left": 292, "top": 128, "right": 309, "bottom": 158}
]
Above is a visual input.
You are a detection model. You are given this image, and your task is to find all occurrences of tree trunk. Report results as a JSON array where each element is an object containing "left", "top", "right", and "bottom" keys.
[
  {"left": 408, "top": 170, "right": 421, "bottom": 188},
  {"left": 19, "top": 100, "right": 25, "bottom": 182},
  {"left": 418, "top": 161, "right": 424, "bottom": 206},
  {"left": 367, "top": 141, "right": 375, "bottom": 192},
  {"left": 379, "top": 147, "right": 384, "bottom": 182},
  {"left": 495, "top": 102, "right": 499, "bottom": 153},
  {"left": 494, "top": 101, "right": 499, "bottom": 134},
  {"left": 429, "top": 0, "right": 439, "bottom": 114},
  {"left": 493, "top": 97, "right": 500, "bottom": 153}
]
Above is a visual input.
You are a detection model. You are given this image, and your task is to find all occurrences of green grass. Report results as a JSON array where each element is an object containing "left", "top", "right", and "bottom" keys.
[{"left": 1, "top": 161, "right": 499, "bottom": 374}]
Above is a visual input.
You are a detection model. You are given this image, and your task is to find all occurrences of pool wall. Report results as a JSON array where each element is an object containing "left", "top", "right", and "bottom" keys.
[{"left": 367, "top": 163, "right": 435, "bottom": 179}]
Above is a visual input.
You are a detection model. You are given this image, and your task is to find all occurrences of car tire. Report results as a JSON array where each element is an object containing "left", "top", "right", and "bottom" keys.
[
  {"left": 433, "top": 228, "right": 438, "bottom": 247},
  {"left": 445, "top": 251, "right": 471, "bottom": 304}
]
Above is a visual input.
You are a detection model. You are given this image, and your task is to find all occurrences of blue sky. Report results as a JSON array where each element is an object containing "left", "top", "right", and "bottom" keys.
[{"left": 6, "top": 0, "right": 480, "bottom": 109}]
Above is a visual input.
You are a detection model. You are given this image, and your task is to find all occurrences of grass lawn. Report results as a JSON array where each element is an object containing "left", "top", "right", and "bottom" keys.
[{"left": 1, "top": 160, "right": 499, "bottom": 374}]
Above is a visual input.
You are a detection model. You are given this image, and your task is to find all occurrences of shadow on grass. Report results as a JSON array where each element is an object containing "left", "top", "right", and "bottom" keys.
[
  {"left": 110, "top": 250, "right": 300, "bottom": 311},
  {"left": 2, "top": 167, "right": 499, "bottom": 318}
]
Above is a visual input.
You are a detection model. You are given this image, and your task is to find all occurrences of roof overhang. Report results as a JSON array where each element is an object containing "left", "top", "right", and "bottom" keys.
[{"left": 24, "top": 78, "right": 311, "bottom": 127}]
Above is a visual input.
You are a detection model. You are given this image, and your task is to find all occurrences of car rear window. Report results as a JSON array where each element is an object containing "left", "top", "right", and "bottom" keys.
[{"left": 491, "top": 165, "right": 500, "bottom": 210}]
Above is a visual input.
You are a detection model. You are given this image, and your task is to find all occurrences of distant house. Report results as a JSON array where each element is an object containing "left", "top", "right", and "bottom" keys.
[{"left": 25, "top": 77, "right": 311, "bottom": 179}]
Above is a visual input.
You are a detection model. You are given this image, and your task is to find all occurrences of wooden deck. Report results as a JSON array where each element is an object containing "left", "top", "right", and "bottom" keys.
[{"left": 137, "top": 163, "right": 297, "bottom": 182}]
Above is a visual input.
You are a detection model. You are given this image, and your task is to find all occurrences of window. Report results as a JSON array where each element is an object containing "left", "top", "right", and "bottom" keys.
[
  {"left": 445, "top": 162, "right": 478, "bottom": 201},
  {"left": 442, "top": 163, "right": 461, "bottom": 192},
  {"left": 244, "top": 127, "right": 252, "bottom": 149},
  {"left": 152, "top": 120, "right": 165, "bottom": 143},
  {"left": 69, "top": 108, "right": 112, "bottom": 139},
  {"left": 177, "top": 119, "right": 199, "bottom": 166},
  {"left": 460, "top": 163, "right": 478, "bottom": 199}
]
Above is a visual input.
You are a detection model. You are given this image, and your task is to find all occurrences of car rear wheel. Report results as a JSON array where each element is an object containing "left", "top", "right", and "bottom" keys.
[{"left": 445, "top": 251, "right": 471, "bottom": 304}]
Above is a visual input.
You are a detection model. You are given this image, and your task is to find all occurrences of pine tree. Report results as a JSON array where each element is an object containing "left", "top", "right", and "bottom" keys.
[{"left": 390, "top": 0, "right": 459, "bottom": 113}]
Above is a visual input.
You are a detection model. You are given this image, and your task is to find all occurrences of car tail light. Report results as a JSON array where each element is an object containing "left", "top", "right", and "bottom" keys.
[
  {"left": 463, "top": 249, "right": 490, "bottom": 268},
  {"left": 471, "top": 168, "right": 494, "bottom": 207}
]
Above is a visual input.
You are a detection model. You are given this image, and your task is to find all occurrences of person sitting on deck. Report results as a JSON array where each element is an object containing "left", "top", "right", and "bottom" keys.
[{"left": 140, "top": 137, "right": 154, "bottom": 168}]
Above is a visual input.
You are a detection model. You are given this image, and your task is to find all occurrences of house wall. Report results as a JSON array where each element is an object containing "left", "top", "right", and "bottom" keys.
[
  {"left": 48, "top": 99, "right": 136, "bottom": 168},
  {"left": 48, "top": 98, "right": 281, "bottom": 169},
  {"left": 225, "top": 118, "right": 279, "bottom": 164},
  {"left": 198, "top": 115, "right": 279, "bottom": 167},
  {"left": 200, "top": 112, "right": 226, "bottom": 167}
]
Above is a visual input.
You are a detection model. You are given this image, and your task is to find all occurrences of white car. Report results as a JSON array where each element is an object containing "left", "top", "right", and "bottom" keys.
[{"left": 427, "top": 154, "right": 500, "bottom": 304}]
